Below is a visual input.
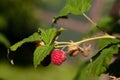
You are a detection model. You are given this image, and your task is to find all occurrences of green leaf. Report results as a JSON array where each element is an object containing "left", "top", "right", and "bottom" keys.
[
  {"left": 98, "top": 38, "right": 120, "bottom": 49},
  {"left": 54, "top": 0, "right": 92, "bottom": 22},
  {"left": 33, "top": 45, "right": 53, "bottom": 68},
  {"left": 76, "top": 45, "right": 119, "bottom": 80},
  {"left": 10, "top": 32, "right": 41, "bottom": 51},
  {"left": 0, "top": 33, "right": 10, "bottom": 48},
  {"left": 84, "top": 16, "right": 115, "bottom": 36},
  {"left": 41, "top": 28, "right": 57, "bottom": 45},
  {"left": 33, "top": 28, "right": 62, "bottom": 68}
]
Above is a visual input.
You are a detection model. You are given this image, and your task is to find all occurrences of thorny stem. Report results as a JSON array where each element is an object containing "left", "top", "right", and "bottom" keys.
[{"left": 55, "top": 35, "right": 116, "bottom": 47}]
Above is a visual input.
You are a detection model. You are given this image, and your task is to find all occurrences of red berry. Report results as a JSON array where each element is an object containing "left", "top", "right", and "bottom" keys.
[{"left": 51, "top": 49, "right": 66, "bottom": 65}]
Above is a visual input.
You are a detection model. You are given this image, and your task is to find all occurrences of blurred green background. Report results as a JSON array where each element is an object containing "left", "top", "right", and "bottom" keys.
[
  {"left": 0, "top": 62, "right": 79, "bottom": 80},
  {"left": 0, "top": 0, "right": 116, "bottom": 80}
]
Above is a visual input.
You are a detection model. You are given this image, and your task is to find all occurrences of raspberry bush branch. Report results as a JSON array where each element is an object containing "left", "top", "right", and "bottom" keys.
[
  {"left": 51, "top": 34, "right": 117, "bottom": 66},
  {"left": 55, "top": 34, "right": 116, "bottom": 48},
  {"left": 74, "top": 34, "right": 116, "bottom": 45}
]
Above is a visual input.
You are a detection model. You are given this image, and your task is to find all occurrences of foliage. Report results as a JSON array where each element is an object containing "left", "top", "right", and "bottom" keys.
[
  {"left": 0, "top": 0, "right": 40, "bottom": 47},
  {"left": 34, "top": 45, "right": 53, "bottom": 68},
  {"left": 10, "top": 28, "right": 59, "bottom": 68},
  {"left": 0, "top": 0, "right": 120, "bottom": 80},
  {"left": 0, "top": 33, "right": 10, "bottom": 48},
  {"left": 75, "top": 42, "right": 120, "bottom": 80},
  {"left": 10, "top": 32, "right": 41, "bottom": 51},
  {"left": 0, "top": 63, "right": 77, "bottom": 80},
  {"left": 34, "top": 28, "right": 58, "bottom": 68},
  {"left": 85, "top": 16, "right": 116, "bottom": 36},
  {"left": 0, "top": 0, "right": 38, "bottom": 30},
  {"left": 40, "top": 28, "right": 57, "bottom": 45},
  {"left": 53, "top": 0, "right": 92, "bottom": 23},
  {"left": 0, "top": 0, "right": 40, "bottom": 60}
]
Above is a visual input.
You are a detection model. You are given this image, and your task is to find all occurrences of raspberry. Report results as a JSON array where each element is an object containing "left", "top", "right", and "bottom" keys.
[{"left": 51, "top": 49, "right": 66, "bottom": 65}]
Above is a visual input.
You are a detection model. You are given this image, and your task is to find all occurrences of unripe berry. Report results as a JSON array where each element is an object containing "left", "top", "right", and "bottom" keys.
[
  {"left": 81, "top": 50, "right": 89, "bottom": 57},
  {"left": 36, "top": 40, "right": 45, "bottom": 47},
  {"left": 71, "top": 50, "right": 80, "bottom": 56},
  {"left": 67, "top": 45, "right": 80, "bottom": 56},
  {"left": 51, "top": 49, "right": 66, "bottom": 65}
]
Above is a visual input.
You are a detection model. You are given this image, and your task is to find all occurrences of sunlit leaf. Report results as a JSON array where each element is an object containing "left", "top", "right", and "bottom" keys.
[
  {"left": 53, "top": 0, "right": 92, "bottom": 22},
  {"left": 75, "top": 45, "right": 119, "bottom": 80},
  {"left": 41, "top": 28, "right": 57, "bottom": 44},
  {"left": 10, "top": 32, "right": 41, "bottom": 51},
  {"left": 0, "top": 33, "right": 10, "bottom": 48},
  {"left": 33, "top": 45, "right": 53, "bottom": 68}
]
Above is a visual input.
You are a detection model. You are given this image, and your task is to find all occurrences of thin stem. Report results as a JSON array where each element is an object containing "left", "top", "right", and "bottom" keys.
[
  {"left": 83, "top": 13, "right": 97, "bottom": 26},
  {"left": 55, "top": 35, "right": 116, "bottom": 46},
  {"left": 55, "top": 45, "right": 68, "bottom": 48},
  {"left": 73, "top": 35, "right": 116, "bottom": 45},
  {"left": 55, "top": 41, "right": 71, "bottom": 45},
  {"left": 83, "top": 13, "right": 106, "bottom": 33}
]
